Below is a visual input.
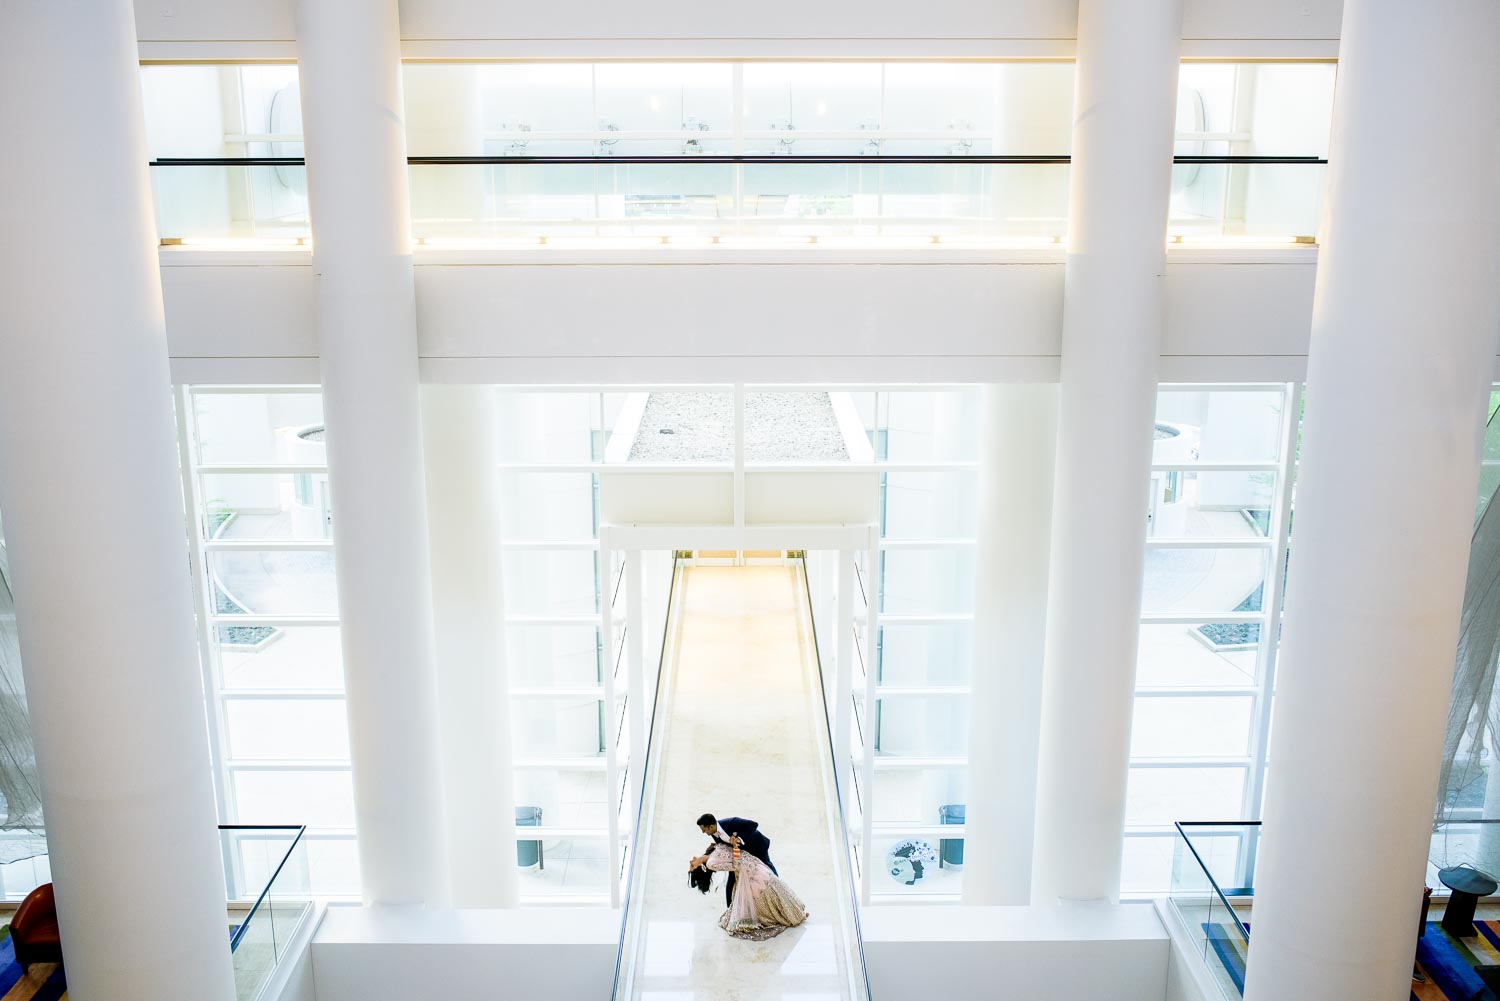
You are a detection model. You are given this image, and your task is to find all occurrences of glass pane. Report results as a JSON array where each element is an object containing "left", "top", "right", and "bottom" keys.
[
  {"left": 516, "top": 837, "right": 613, "bottom": 897},
  {"left": 141, "top": 64, "right": 302, "bottom": 159},
  {"left": 305, "top": 838, "right": 361, "bottom": 896},
  {"left": 510, "top": 695, "right": 605, "bottom": 758},
  {"left": 233, "top": 770, "right": 355, "bottom": 828},
  {"left": 742, "top": 63, "right": 882, "bottom": 142},
  {"left": 873, "top": 694, "right": 968, "bottom": 757},
  {"left": 207, "top": 550, "right": 338, "bottom": 617},
  {"left": 878, "top": 390, "right": 982, "bottom": 462},
  {"left": 499, "top": 471, "right": 597, "bottom": 540},
  {"left": 1125, "top": 767, "right": 1246, "bottom": 827},
  {"left": 1155, "top": 391, "right": 1285, "bottom": 465},
  {"left": 1177, "top": 62, "right": 1335, "bottom": 158},
  {"left": 152, "top": 164, "right": 310, "bottom": 241},
  {"left": 1122, "top": 835, "right": 1178, "bottom": 895},
  {"left": 1130, "top": 696, "right": 1254, "bottom": 758},
  {"left": 514, "top": 766, "right": 609, "bottom": 831},
  {"left": 1136, "top": 623, "right": 1258, "bottom": 688},
  {"left": 597, "top": 162, "right": 736, "bottom": 235},
  {"left": 877, "top": 621, "right": 972, "bottom": 687},
  {"left": 507, "top": 623, "right": 601, "bottom": 687},
  {"left": 869, "top": 832, "right": 963, "bottom": 896},
  {"left": 595, "top": 63, "right": 734, "bottom": 136},
  {"left": 192, "top": 393, "right": 325, "bottom": 466},
  {"left": 1148, "top": 470, "right": 1275, "bottom": 539},
  {"left": 1141, "top": 547, "right": 1268, "bottom": 617},
  {"left": 199, "top": 473, "right": 333, "bottom": 541},
  {"left": 881, "top": 64, "right": 999, "bottom": 140},
  {"left": 497, "top": 393, "right": 601, "bottom": 463},
  {"left": 218, "top": 625, "right": 343, "bottom": 690},
  {"left": 502, "top": 550, "right": 598, "bottom": 616},
  {"left": 871, "top": 766, "right": 967, "bottom": 826},
  {"left": 883, "top": 472, "right": 979, "bottom": 539},
  {"left": 1169, "top": 162, "right": 1324, "bottom": 240},
  {"left": 225, "top": 700, "right": 350, "bottom": 760},
  {"left": 880, "top": 548, "right": 975, "bottom": 615},
  {"left": 483, "top": 64, "right": 593, "bottom": 139}
]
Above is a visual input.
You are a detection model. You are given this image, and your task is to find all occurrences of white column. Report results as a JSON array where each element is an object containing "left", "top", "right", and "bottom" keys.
[
  {"left": 626, "top": 552, "right": 647, "bottom": 826},
  {"left": 834, "top": 551, "right": 857, "bottom": 812},
  {"left": 1243, "top": 4, "right": 1500, "bottom": 999},
  {"left": 1031, "top": 0, "right": 1183, "bottom": 904},
  {"left": 0, "top": 4, "right": 236, "bottom": 999},
  {"left": 964, "top": 385, "right": 1058, "bottom": 905},
  {"left": 422, "top": 386, "right": 518, "bottom": 908},
  {"left": 295, "top": 0, "right": 449, "bottom": 905}
]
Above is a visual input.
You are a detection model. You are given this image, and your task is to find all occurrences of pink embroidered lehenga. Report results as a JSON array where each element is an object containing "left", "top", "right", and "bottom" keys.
[{"left": 702, "top": 842, "right": 809, "bottom": 940}]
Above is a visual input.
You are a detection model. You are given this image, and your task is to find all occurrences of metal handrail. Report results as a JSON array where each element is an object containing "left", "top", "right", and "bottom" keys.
[
  {"left": 1173, "top": 821, "right": 1257, "bottom": 944},
  {"left": 149, "top": 154, "right": 1328, "bottom": 168},
  {"left": 799, "top": 555, "right": 875, "bottom": 1001}
]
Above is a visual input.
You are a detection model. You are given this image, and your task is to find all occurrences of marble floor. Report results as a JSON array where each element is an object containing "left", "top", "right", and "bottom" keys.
[{"left": 622, "top": 565, "right": 860, "bottom": 1001}]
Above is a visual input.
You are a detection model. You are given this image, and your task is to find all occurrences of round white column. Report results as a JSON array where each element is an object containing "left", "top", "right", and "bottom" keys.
[
  {"left": 964, "top": 384, "right": 1057, "bottom": 905},
  {"left": 294, "top": 0, "right": 450, "bottom": 905},
  {"left": 422, "top": 386, "right": 518, "bottom": 908},
  {"left": 0, "top": 3, "right": 236, "bottom": 998},
  {"left": 1031, "top": 0, "right": 1184, "bottom": 904},
  {"left": 1243, "top": 3, "right": 1500, "bottom": 999}
]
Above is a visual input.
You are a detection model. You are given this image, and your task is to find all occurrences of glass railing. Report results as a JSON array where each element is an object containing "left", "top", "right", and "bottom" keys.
[
  {"left": 1169, "top": 158, "right": 1325, "bottom": 243},
  {"left": 0, "top": 825, "right": 309, "bottom": 1001},
  {"left": 220, "top": 828, "right": 312, "bottom": 996},
  {"left": 1169, "top": 821, "right": 1259, "bottom": 999},
  {"left": 151, "top": 161, "right": 310, "bottom": 243},
  {"left": 0, "top": 831, "right": 50, "bottom": 901},
  {"left": 797, "top": 555, "right": 874, "bottom": 999},
  {"left": 149, "top": 155, "right": 1325, "bottom": 246},
  {"left": 609, "top": 556, "right": 681, "bottom": 999},
  {"left": 222, "top": 824, "right": 312, "bottom": 1001},
  {"left": 408, "top": 156, "right": 1068, "bottom": 242}
]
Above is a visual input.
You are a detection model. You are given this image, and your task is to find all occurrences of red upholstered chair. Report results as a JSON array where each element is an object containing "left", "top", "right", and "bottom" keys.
[{"left": 11, "top": 883, "right": 62, "bottom": 972}]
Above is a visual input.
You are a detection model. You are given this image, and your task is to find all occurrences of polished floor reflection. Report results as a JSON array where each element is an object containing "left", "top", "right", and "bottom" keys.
[{"left": 625, "top": 565, "right": 856, "bottom": 1001}]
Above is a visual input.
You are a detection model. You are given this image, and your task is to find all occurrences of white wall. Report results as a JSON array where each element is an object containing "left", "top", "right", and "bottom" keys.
[
  {"left": 310, "top": 905, "right": 619, "bottom": 1001},
  {"left": 161, "top": 250, "right": 1327, "bottom": 383},
  {"left": 861, "top": 903, "right": 1170, "bottom": 1001}
]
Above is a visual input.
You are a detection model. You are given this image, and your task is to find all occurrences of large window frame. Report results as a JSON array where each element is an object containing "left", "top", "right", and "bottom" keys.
[
  {"left": 175, "top": 385, "right": 358, "bottom": 898},
  {"left": 1124, "top": 382, "right": 1301, "bottom": 896}
]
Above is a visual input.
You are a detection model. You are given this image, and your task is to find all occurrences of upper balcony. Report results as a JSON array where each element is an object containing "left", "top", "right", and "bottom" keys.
[{"left": 142, "top": 60, "right": 1334, "bottom": 253}]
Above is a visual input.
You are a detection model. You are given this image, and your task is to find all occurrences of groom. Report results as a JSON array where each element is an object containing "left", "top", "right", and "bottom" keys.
[{"left": 697, "top": 812, "right": 776, "bottom": 906}]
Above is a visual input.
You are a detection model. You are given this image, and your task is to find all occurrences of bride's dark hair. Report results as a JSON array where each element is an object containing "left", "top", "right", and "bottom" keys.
[{"left": 689, "top": 864, "right": 714, "bottom": 894}]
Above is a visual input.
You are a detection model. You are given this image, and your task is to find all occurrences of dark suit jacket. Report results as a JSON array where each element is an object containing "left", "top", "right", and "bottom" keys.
[{"left": 715, "top": 816, "right": 776, "bottom": 874}]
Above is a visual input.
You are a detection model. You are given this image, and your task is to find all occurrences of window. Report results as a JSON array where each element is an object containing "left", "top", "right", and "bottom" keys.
[
  {"left": 141, "top": 64, "right": 308, "bottom": 241},
  {"left": 854, "top": 388, "right": 981, "bottom": 901},
  {"left": 176, "top": 386, "right": 354, "bottom": 897},
  {"left": 1124, "top": 384, "right": 1297, "bottom": 895},
  {"left": 1171, "top": 62, "right": 1336, "bottom": 240}
]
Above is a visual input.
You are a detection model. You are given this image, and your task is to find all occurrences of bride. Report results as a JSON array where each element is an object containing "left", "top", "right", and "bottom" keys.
[{"left": 689, "top": 842, "right": 809, "bottom": 940}]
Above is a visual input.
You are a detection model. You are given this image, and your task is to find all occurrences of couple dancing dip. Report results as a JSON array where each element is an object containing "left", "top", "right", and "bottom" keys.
[{"left": 688, "top": 813, "right": 809, "bottom": 941}]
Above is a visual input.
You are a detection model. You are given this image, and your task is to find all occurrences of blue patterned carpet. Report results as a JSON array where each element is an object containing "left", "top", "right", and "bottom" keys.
[{"left": 0, "top": 926, "right": 65, "bottom": 1000}]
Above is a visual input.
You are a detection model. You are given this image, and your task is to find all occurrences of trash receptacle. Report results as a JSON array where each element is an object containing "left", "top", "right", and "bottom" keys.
[
  {"left": 939, "top": 803, "right": 964, "bottom": 868},
  {"left": 516, "top": 806, "right": 544, "bottom": 870}
]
